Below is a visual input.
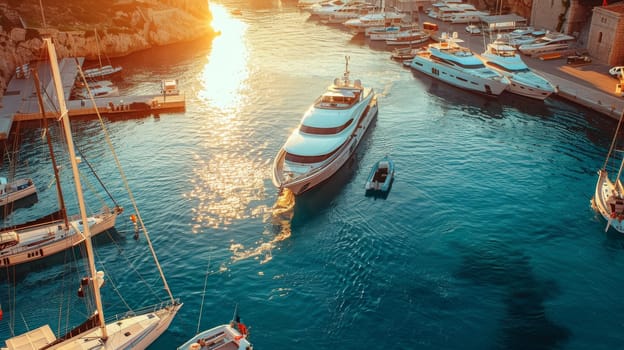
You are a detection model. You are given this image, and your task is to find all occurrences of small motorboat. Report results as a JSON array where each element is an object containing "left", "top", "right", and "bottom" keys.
[{"left": 365, "top": 156, "right": 394, "bottom": 197}]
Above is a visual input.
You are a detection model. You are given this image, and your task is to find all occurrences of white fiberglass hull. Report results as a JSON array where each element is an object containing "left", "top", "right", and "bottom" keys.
[
  {"left": 3, "top": 301, "right": 182, "bottom": 350},
  {"left": 593, "top": 169, "right": 624, "bottom": 233},
  {"left": 506, "top": 74, "right": 554, "bottom": 100},
  {"left": 481, "top": 54, "right": 555, "bottom": 100},
  {"left": 0, "top": 206, "right": 122, "bottom": 268},
  {"left": 177, "top": 324, "right": 252, "bottom": 350},
  {"left": 409, "top": 55, "right": 508, "bottom": 96},
  {"left": 272, "top": 96, "right": 378, "bottom": 195}
]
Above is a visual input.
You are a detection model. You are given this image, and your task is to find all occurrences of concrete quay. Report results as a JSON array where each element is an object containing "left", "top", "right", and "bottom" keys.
[
  {"left": 416, "top": 14, "right": 624, "bottom": 119},
  {"left": 0, "top": 57, "right": 185, "bottom": 140}
]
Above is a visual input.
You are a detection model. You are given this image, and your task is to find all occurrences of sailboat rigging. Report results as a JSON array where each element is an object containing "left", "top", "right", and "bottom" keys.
[
  {"left": 592, "top": 109, "right": 624, "bottom": 233},
  {"left": 0, "top": 68, "right": 122, "bottom": 268},
  {"left": 1, "top": 37, "right": 181, "bottom": 349}
]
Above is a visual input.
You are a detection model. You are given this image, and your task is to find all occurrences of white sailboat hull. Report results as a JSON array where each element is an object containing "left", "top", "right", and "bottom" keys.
[
  {"left": 0, "top": 206, "right": 122, "bottom": 268},
  {"left": 2, "top": 302, "right": 182, "bottom": 350}
]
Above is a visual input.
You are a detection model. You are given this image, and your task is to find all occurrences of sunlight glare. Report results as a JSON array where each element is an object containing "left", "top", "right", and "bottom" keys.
[{"left": 200, "top": 3, "right": 249, "bottom": 111}]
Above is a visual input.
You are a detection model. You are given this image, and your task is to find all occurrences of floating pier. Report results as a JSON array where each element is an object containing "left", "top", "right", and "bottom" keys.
[{"left": 0, "top": 57, "right": 185, "bottom": 140}]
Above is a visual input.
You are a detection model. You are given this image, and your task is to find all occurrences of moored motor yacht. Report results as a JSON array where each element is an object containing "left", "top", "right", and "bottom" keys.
[
  {"left": 479, "top": 42, "right": 555, "bottom": 100},
  {"left": 272, "top": 57, "right": 378, "bottom": 195},
  {"left": 408, "top": 32, "right": 509, "bottom": 96},
  {"left": 344, "top": 11, "right": 405, "bottom": 35},
  {"left": 322, "top": 3, "right": 376, "bottom": 24}
]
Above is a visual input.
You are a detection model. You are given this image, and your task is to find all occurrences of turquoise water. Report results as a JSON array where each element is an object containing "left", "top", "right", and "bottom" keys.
[{"left": 2, "top": 1, "right": 624, "bottom": 349}]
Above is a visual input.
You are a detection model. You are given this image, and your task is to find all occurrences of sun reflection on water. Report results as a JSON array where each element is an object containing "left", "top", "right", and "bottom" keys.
[
  {"left": 189, "top": 3, "right": 297, "bottom": 263},
  {"left": 199, "top": 3, "right": 249, "bottom": 112},
  {"left": 230, "top": 189, "right": 295, "bottom": 264}
]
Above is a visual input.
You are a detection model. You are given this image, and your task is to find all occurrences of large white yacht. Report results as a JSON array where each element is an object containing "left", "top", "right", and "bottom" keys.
[
  {"left": 518, "top": 31, "right": 575, "bottom": 57},
  {"left": 322, "top": 3, "right": 376, "bottom": 24},
  {"left": 479, "top": 42, "right": 555, "bottom": 100},
  {"left": 272, "top": 57, "right": 378, "bottom": 195},
  {"left": 408, "top": 32, "right": 509, "bottom": 96}
]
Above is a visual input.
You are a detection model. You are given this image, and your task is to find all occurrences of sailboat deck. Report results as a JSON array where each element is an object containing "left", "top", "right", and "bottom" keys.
[{"left": 3, "top": 325, "right": 56, "bottom": 350}]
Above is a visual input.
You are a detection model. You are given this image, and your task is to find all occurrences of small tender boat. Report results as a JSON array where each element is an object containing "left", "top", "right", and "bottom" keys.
[
  {"left": 365, "top": 156, "right": 394, "bottom": 197},
  {"left": 178, "top": 307, "right": 252, "bottom": 350},
  {"left": 178, "top": 324, "right": 252, "bottom": 350}
]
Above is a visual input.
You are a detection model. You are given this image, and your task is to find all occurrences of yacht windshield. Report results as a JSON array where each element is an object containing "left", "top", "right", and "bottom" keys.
[
  {"left": 300, "top": 119, "right": 353, "bottom": 135},
  {"left": 488, "top": 62, "right": 530, "bottom": 73},
  {"left": 285, "top": 146, "right": 341, "bottom": 164}
]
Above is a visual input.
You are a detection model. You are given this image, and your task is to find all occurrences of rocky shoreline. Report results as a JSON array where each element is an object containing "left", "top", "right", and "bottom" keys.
[{"left": 0, "top": 1, "right": 217, "bottom": 99}]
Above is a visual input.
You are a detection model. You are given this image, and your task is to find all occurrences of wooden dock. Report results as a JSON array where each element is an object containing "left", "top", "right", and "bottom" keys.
[
  {"left": 14, "top": 93, "right": 185, "bottom": 121},
  {"left": 0, "top": 57, "right": 185, "bottom": 139}
]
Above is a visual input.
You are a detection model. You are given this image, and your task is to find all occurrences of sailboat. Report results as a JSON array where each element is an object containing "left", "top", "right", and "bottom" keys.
[
  {"left": 1, "top": 37, "right": 181, "bottom": 349},
  {"left": 82, "top": 29, "right": 122, "bottom": 80},
  {"left": 0, "top": 64, "right": 122, "bottom": 268},
  {"left": 593, "top": 110, "right": 624, "bottom": 233}
]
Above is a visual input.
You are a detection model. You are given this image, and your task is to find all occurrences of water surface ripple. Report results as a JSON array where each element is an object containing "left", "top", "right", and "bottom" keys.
[{"left": 1, "top": 2, "right": 623, "bottom": 349}]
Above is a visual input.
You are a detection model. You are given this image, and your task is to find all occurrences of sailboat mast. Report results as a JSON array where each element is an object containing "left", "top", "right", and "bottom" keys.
[
  {"left": 44, "top": 37, "right": 108, "bottom": 339},
  {"left": 32, "top": 70, "right": 70, "bottom": 229}
]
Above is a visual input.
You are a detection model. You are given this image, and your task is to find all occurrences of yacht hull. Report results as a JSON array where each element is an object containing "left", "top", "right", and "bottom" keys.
[
  {"left": 507, "top": 78, "right": 553, "bottom": 100},
  {"left": 409, "top": 55, "right": 508, "bottom": 96}
]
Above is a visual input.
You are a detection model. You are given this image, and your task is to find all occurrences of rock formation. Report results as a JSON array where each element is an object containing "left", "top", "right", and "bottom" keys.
[{"left": 0, "top": 0, "right": 216, "bottom": 98}]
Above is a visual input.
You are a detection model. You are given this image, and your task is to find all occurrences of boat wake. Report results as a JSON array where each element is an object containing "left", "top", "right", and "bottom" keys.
[{"left": 230, "top": 189, "right": 295, "bottom": 263}]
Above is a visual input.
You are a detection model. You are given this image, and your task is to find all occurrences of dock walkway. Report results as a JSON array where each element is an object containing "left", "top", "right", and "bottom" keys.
[{"left": 0, "top": 57, "right": 184, "bottom": 140}]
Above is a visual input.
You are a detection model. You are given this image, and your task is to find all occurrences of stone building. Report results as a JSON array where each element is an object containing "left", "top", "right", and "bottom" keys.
[
  {"left": 529, "top": 0, "right": 590, "bottom": 34},
  {"left": 587, "top": 2, "right": 624, "bottom": 65}
]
